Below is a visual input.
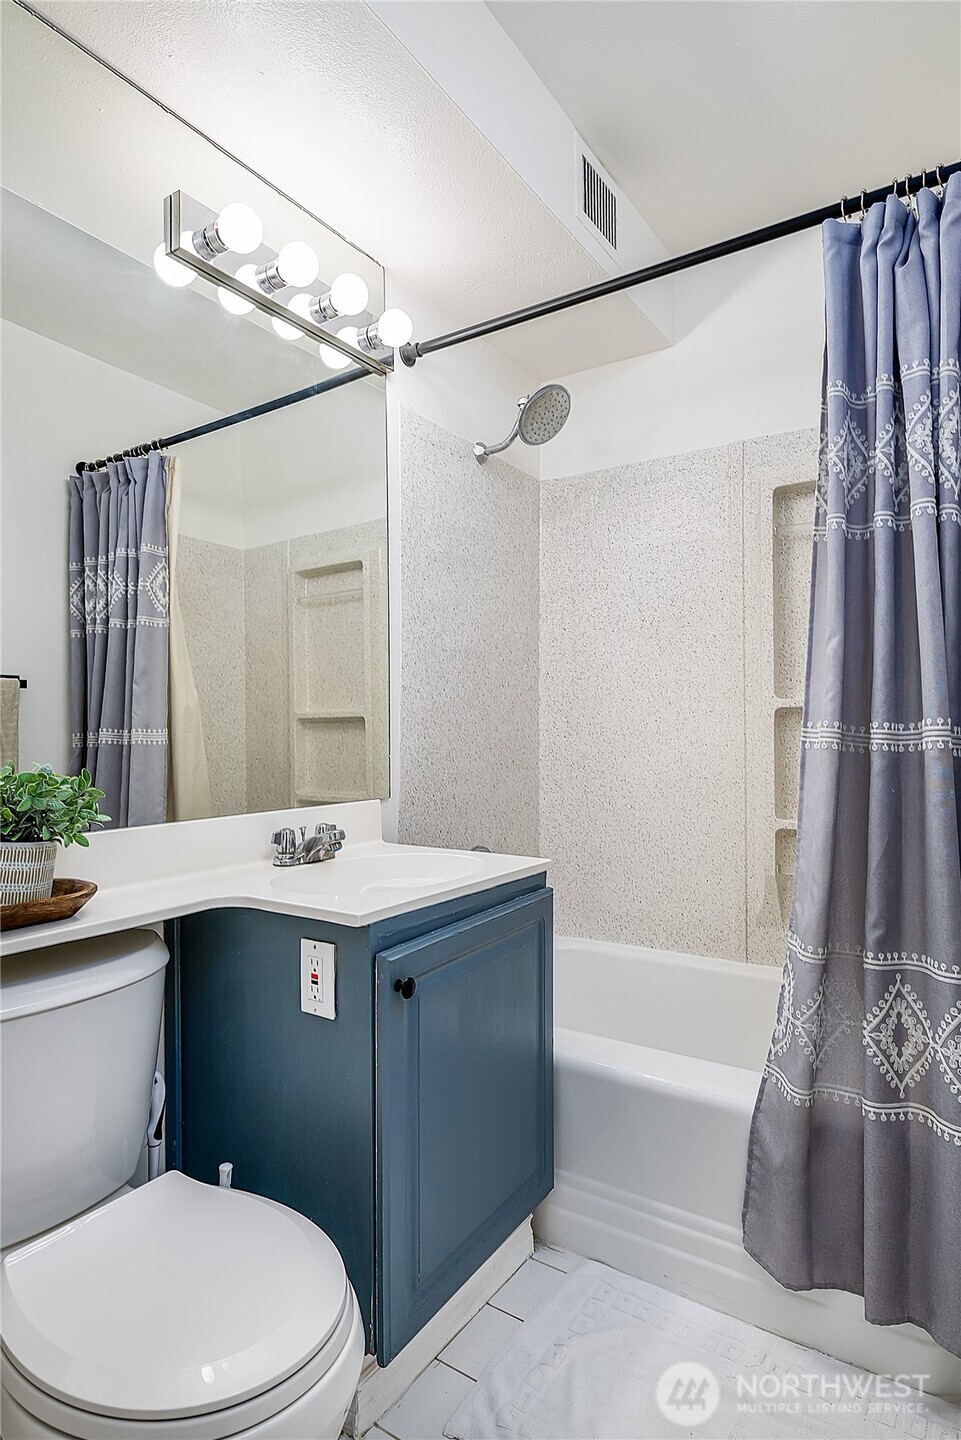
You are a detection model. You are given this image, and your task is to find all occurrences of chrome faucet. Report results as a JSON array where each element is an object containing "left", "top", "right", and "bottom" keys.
[{"left": 271, "top": 823, "right": 345, "bottom": 867}]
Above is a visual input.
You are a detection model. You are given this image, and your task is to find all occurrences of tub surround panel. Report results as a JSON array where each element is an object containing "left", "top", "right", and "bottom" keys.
[
  {"left": 539, "top": 444, "right": 746, "bottom": 960},
  {"left": 539, "top": 426, "right": 819, "bottom": 965},
  {"left": 398, "top": 409, "right": 539, "bottom": 856},
  {"left": 244, "top": 539, "right": 291, "bottom": 814}
]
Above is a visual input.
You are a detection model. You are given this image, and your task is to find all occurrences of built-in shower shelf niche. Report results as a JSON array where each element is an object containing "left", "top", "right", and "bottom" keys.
[
  {"left": 774, "top": 705, "right": 802, "bottom": 821},
  {"left": 773, "top": 481, "right": 815, "bottom": 701},
  {"left": 743, "top": 432, "right": 819, "bottom": 964},
  {"left": 289, "top": 531, "right": 388, "bottom": 806}
]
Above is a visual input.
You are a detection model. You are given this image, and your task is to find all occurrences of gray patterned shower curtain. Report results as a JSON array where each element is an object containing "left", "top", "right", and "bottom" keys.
[
  {"left": 69, "top": 453, "right": 170, "bottom": 826},
  {"left": 743, "top": 177, "right": 961, "bottom": 1357}
]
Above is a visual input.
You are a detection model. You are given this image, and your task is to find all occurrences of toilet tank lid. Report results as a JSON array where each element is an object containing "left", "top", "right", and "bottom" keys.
[{"left": 0, "top": 929, "right": 168, "bottom": 1020}]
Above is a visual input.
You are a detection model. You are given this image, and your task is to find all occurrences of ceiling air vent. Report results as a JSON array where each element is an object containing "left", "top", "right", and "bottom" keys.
[{"left": 580, "top": 151, "right": 617, "bottom": 252}]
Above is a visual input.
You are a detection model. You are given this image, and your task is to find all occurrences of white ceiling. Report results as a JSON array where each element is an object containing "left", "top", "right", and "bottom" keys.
[{"left": 488, "top": 1, "right": 961, "bottom": 253}]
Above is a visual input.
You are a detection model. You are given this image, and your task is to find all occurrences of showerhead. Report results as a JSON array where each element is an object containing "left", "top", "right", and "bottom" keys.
[{"left": 474, "top": 384, "right": 571, "bottom": 464}]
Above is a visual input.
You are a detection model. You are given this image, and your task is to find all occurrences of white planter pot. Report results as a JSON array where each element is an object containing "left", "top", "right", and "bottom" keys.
[{"left": 0, "top": 840, "right": 58, "bottom": 905}]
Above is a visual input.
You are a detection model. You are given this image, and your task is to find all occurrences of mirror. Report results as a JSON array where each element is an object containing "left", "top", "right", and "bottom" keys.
[{"left": 1, "top": 5, "right": 389, "bottom": 823}]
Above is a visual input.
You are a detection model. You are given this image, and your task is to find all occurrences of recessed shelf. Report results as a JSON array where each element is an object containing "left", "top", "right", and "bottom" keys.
[{"left": 295, "top": 711, "right": 367, "bottom": 723}]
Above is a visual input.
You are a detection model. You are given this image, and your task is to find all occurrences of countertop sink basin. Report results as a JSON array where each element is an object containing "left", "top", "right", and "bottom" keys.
[{"left": 268, "top": 850, "right": 487, "bottom": 898}]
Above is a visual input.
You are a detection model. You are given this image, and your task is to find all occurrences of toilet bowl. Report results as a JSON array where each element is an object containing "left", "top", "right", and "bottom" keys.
[{"left": 0, "top": 933, "right": 365, "bottom": 1440}]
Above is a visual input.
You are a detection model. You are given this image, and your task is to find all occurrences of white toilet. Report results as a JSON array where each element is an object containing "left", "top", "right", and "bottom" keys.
[{"left": 0, "top": 930, "right": 365, "bottom": 1439}]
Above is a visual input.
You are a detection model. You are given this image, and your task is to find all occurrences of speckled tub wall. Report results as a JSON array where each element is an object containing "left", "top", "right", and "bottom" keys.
[
  {"left": 398, "top": 409, "right": 540, "bottom": 855},
  {"left": 539, "top": 427, "right": 819, "bottom": 964}
]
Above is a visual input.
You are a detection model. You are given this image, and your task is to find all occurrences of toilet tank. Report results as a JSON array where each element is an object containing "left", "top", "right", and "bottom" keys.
[{"left": 0, "top": 929, "right": 168, "bottom": 1249}]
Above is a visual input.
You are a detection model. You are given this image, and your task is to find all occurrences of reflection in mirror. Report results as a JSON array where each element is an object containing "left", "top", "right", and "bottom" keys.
[{"left": 0, "top": 6, "right": 389, "bottom": 825}]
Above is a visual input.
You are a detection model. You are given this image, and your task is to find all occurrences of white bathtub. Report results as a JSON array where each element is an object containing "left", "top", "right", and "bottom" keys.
[{"left": 535, "top": 937, "right": 960, "bottom": 1397}]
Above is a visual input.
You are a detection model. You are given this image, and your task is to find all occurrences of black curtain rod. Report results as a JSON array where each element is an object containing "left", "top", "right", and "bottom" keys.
[
  {"left": 400, "top": 162, "right": 961, "bottom": 366},
  {"left": 75, "top": 366, "right": 370, "bottom": 474}
]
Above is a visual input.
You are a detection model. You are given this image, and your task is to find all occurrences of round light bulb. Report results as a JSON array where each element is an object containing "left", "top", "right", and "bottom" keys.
[
  {"left": 329, "top": 272, "right": 369, "bottom": 317},
  {"left": 275, "top": 241, "right": 319, "bottom": 288},
  {"left": 215, "top": 203, "right": 263, "bottom": 255},
  {"left": 153, "top": 242, "right": 195, "bottom": 288},
  {"left": 319, "top": 342, "right": 351, "bottom": 371},
  {"left": 375, "top": 308, "right": 414, "bottom": 348},
  {"left": 271, "top": 314, "right": 304, "bottom": 340},
  {"left": 336, "top": 325, "right": 360, "bottom": 350},
  {"left": 287, "top": 293, "right": 315, "bottom": 322},
  {"left": 218, "top": 285, "right": 254, "bottom": 315}
]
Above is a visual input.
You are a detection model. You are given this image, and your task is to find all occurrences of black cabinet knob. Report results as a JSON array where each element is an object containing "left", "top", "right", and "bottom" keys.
[{"left": 394, "top": 977, "right": 417, "bottom": 1000}]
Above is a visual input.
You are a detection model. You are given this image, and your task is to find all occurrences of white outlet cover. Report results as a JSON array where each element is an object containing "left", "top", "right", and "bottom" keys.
[{"left": 300, "top": 939, "right": 336, "bottom": 1019}]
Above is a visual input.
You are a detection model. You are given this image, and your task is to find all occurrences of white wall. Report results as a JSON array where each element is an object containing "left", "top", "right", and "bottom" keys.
[{"left": 544, "top": 228, "right": 824, "bottom": 477}]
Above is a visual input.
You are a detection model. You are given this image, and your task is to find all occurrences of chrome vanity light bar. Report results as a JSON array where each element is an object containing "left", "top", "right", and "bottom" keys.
[{"left": 162, "top": 192, "right": 391, "bottom": 377}]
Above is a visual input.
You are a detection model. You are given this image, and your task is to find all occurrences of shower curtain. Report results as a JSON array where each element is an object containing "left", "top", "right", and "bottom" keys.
[
  {"left": 70, "top": 454, "right": 170, "bottom": 826},
  {"left": 743, "top": 177, "right": 961, "bottom": 1357}
]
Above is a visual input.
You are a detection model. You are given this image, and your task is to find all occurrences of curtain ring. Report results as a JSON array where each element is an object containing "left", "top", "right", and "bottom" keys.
[
  {"left": 904, "top": 175, "right": 918, "bottom": 219},
  {"left": 935, "top": 164, "right": 945, "bottom": 198},
  {"left": 840, "top": 195, "right": 850, "bottom": 222},
  {"left": 859, "top": 190, "right": 868, "bottom": 220}
]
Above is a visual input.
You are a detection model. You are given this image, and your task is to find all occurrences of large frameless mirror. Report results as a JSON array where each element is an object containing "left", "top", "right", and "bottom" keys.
[{"left": 1, "top": 5, "right": 389, "bottom": 826}]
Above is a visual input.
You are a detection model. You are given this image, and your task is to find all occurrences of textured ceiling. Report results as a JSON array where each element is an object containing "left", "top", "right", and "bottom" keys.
[{"left": 488, "top": 1, "right": 961, "bottom": 253}]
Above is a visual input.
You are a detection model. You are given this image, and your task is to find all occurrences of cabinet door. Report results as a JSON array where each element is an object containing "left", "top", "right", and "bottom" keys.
[{"left": 375, "top": 889, "right": 553, "bottom": 1362}]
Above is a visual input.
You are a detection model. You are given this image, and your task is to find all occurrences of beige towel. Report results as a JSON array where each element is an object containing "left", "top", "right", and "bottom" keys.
[{"left": 0, "top": 677, "right": 20, "bottom": 767}]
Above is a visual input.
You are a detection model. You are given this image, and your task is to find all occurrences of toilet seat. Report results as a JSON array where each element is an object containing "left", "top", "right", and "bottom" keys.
[{"left": 1, "top": 1171, "right": 357, "bottom": 1434}]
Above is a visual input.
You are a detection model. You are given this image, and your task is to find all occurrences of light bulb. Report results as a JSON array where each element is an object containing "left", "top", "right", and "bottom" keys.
[
  {"left": 215, "top": 203, "right": 263, "bottom": 255},
  {"left": 218, "top": 270, "right": 255, "bottom": 315},
  {"left": 271, "top": 314, "right": 304, "bottom": 340},
  {"left": 319, "top": 342, "right": 351, "bottom": 371},
  {"left": 336, "top": 325, "right": 360, "bottom": 350},
  {"left": 276, "top": 241, "right": 319, "bottom": 288},
  {"left": 375, "top": 308, "right": 414, "bottom": 348},
  {"left": 153, "top": 242, "right": 195, "bottom": 288},
  {"left": 328, "top": 272, "right": 369, "bottom": 317},
  {"left": 287, "top": 293, "right": 315, "bottom": 322}
]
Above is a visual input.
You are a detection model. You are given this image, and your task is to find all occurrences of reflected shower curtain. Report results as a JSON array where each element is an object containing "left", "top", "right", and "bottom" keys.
[
  {"left": 743, "top": 177, "right": 961, "bottom": 1357},
  {"left": 70, "top": 453, "right": 170, "bottom": 826}
]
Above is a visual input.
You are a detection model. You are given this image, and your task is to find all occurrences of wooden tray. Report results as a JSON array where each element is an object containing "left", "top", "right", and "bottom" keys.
[{"left": 1, "top": 878, "right": 98, "bottom": 932}]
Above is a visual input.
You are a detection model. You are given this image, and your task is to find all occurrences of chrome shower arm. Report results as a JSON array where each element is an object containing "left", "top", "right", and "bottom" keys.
[{"left": 473, "top": 410, "right": 523, "bottom": 465}]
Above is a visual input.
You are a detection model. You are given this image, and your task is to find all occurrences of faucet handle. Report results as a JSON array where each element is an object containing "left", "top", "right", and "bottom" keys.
[
  {"left": 271, "top": 827, "right": 297, "bottom": 861},
  {"left": 314, "top": 823, "right": 346, "bottom": 843}
]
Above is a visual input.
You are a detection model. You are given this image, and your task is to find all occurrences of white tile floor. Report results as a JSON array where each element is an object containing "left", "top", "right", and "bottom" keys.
[{"left": 363, "top": 1247, "right": 572, "bottom": 1440}]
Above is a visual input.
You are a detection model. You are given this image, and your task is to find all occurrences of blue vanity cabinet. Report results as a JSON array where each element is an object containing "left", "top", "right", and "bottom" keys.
[
  {"left": 167, "top": 877, "right": 552, "bottom": 1366},
  {"left": 375, "top": 889, "right": 553, "bottom": 1360}
]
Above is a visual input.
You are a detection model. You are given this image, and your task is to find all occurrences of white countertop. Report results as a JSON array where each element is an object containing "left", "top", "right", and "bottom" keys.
[{"left": 0, "top": 802, "right": 549, "bottom": 956}]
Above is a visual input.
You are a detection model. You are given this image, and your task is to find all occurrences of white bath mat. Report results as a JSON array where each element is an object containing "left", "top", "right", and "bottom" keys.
[{"left": 444, "top": 1261, "right": 959, "bottom": 1440}]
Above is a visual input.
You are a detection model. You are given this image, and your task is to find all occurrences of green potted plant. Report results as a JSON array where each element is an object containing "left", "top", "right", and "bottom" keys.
[{"left": 0, "top": 764, "right": 110, "bottom": 906}]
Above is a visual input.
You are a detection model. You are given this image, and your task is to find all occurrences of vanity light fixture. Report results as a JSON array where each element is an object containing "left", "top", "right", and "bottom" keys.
[
  {"left": 356, "top": 308, "right": 414, "bottom": 353},
  {"left": 255, "top": 240, "right": 320, "bottom": 293},
  {"left": 192, "top": 202, "right": 263, "bottom": 259},
  {"left": 161, "top": 191, "right": 392, "bottom": 376}
]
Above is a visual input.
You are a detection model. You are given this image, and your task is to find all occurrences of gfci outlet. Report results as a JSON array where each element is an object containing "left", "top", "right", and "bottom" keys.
[{"left": 300, "top": 940, "right": 336, "bottom": 1019}]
